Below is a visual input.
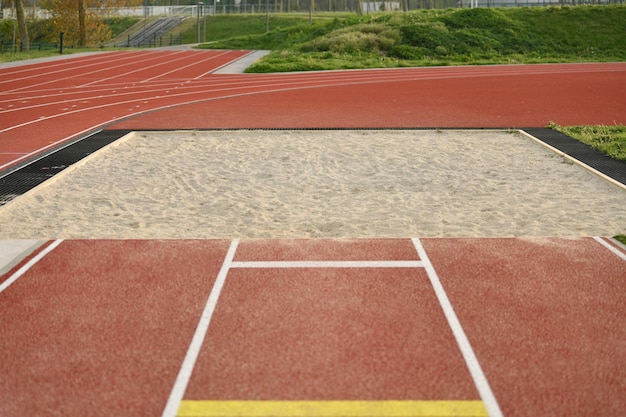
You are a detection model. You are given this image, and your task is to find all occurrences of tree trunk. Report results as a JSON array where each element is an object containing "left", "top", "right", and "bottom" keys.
[
  {"left": 15, "top": 0, "right": 29, "bottom": 52},
  {"left": 78, "top": 0, "right": 87, "bottom": 47}
]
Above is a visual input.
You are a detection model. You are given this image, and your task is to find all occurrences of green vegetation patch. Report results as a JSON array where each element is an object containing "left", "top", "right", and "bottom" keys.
[
  {"left": 552, "top": 124, "right": 626, "bottom": 163},
  {"left": 191, "top": 5, "right": 626, "bottom": 73},
  {"left": 103, "top": 17, "right": 141, "bottom": 38},
  {"left": 8, "top": 5, "right": 623, "bottom": 68}
]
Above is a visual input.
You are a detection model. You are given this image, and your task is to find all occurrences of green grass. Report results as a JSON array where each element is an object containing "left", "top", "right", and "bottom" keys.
[
  {"left": 103, "top": 17, "right": 140, "bottom": 37},
  {"left": 185, "top": 5, "right": 626, "bottom": 73},
  {"left": 615, "top": 235, "right": 626, "bottom": 245},
  {"left": 551, "top": 124, "right": 626, "bottom": 163},
  {"left": 4, "top": 6, "right": 625, "bottom": 68},
  {"left": 188, "top": 14, "right": 354, "bottom": 48}
]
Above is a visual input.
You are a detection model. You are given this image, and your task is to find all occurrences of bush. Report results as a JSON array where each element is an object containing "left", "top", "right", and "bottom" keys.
[
  {"left": 399, "top": 22, "right": 451, "bottom": 51},
  {"left": 389, "top": 45, "right": 426, "bottom": 60},
  {"left": 438, "top": 7, "right": 520, "bottom": 33},
  {"left": 303, "top": 23, "right": 401, "bottom": 54}
]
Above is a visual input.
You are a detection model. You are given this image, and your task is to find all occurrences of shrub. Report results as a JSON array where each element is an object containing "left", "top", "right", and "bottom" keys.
[
  {"left": 303, "top": 24, "right": 401, "bottom": 54},
  {"left": 389, "top": 45, "right": 426, "bottom": 60},
  {"left": 399, "top": 22, "right": 452, "bottom": 51},
  {"left": 438, "top": 7, "right": 520, "bottom": 33}
]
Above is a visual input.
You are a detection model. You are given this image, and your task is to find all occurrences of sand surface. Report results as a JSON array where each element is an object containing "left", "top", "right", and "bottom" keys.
[{"left": 0, "top": 129, "right": 624, "bottom": 238}]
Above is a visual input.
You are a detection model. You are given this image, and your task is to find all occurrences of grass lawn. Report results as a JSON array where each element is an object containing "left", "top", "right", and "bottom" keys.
[
  {"left": 551, "top": 124, "right": 626, "bottom": 163},
  {"left": 190, "top": 5, "right": 626, "bottom": 73}
]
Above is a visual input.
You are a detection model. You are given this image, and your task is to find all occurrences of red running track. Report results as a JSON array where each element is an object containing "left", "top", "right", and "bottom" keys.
[
  {"left": 0, "top": 50, "right": 625, "bottom": 170},
  {"left": 0, "top": 237, "right": 625, "bottom": 417}
]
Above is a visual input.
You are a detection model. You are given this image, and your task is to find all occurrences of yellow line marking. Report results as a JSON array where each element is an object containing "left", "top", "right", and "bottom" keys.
[{"left": 177, "top": 400, "right": 488, "bottom": 417}]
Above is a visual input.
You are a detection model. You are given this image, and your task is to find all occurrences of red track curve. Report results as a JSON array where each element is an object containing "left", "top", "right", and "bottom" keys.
[{"left": 1, "top": 50, "right": 624, "bottom": 170}]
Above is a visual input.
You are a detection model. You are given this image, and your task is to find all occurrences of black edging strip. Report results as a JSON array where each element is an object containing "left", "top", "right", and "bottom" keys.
[
  {"left": 523, "top": 128, "right": 626, "bottom": 187},
  {"left": 1, "top": 127, "right": 624, "bottom": 207},
  {"left": 0, "top": 130, "right": 131, "bottom": 206}
]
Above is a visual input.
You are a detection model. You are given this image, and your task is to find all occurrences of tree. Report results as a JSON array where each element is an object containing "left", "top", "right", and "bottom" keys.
[
  {"left": 77, "top": 0, "right": 86, "bottom": 47},
  {"left": 41, "top": 0, "right": 141, "bottom": 47},
  {"left": 15, "top": 0, "right": 29, "bottom": 51}
]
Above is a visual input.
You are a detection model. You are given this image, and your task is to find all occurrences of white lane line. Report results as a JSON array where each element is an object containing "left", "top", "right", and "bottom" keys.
[
  {"left": 141, "top": 50, "right": 234, "bottom": 83},
  {"left": 161, "top": 238, "right": 240, "bottom": 417},
  {"left": 231, "top": 260, "right": 424, "bottom": 269},
  {"left": 78, "top": 50, "right": 194, "bottom": 87},
  {"left": 0, "top": 50, "right": 142, "bottom": 79},
  {"left": 0, "top": 239, "right": 63, "bottom": 295},
  {"left": 593, "top": 237, "right": 626, "bottom": 262},
  {"left": 411, "top": 238, "right": 503, "bottom": 417},
  {"left": 0, "top": 50, "right": 172, "bottom": 92},
  {"left": 0, "top": 240, "right": 45, "bottom": 277}
]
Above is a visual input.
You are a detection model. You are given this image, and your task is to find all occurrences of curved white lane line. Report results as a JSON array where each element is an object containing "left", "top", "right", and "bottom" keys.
[{"left": 0, "top": 50, "right": 169, "bottom": 91}]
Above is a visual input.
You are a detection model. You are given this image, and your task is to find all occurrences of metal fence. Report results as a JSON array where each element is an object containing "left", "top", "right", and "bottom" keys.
[{"left": 1, "top": 0, "right": 623, "bottom": 20}]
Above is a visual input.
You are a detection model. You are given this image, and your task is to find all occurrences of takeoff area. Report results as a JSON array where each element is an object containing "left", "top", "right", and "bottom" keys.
[{"left": 1, "top": 237, "right": 625, "bottom": 417}]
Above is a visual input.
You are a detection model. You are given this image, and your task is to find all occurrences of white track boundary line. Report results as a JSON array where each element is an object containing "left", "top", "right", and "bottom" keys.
[
  {"left": 593, "top": 237, "right": 626, "bottom": 262},
  {"left": 411, "top": 238, "right": 503, "bottom": 417},
  {"left": 519, "top": 130, "right": 626, "bottom": 192},
  {"left": 231, "top": 260, "right": 424, "bottom": 269},
  {"left": 0, "top": 239, "right": 63, "bottom": 295},
  {"left": 161, "top": 238, "right": 239, "bottom": 417}
]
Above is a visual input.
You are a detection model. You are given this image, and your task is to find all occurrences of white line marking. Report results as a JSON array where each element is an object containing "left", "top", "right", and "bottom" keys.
[
  {"left": 0, "top": 50, "right": 173, "bottom": 93},
  {"left": 231, "top": 260, "right": 424, "bottom": 269},
  {"left": 0, "top": 239, "right": 63, "bottom": 295},
  {"left": 161, "top": 238, "right": 239, "bottom": 417},
  {"left": 411, "top": 238, "right": 503, "bottom": 417},
  {"left": 0, "top": 240, "right": 45, "bottom": 277},
  {"left": 593, "top": 237, "right": 626, "bottom": 262},
  {"left": 519, "top": 130, "right": 626, "bottom": 192}
]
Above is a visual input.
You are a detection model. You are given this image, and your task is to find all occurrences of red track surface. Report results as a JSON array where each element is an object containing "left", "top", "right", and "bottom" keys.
[
  {"left": 1, "top": 238, "right": 625, "bottom": 417},
  {"left": 1, "top": 51, "right": 625, "bottom": 169},
  {"left": 1, "top": 51, "right": 625, "bottom": 417}
]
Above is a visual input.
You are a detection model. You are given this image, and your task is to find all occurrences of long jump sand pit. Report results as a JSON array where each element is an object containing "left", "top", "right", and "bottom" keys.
[{"left": 0, "top": 129, "right": 624, "bottom": 239}]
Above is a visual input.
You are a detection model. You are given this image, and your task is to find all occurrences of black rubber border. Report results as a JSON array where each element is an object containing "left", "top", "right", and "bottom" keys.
[
  {"left": 523, "top": 128, "right": 626, "bottom": 187},
  {"left": 1, "top": 127, "right": 623, "bottom": 207},
  {"left": 0, "top": 130, "right": 131, "bottom": 206}
]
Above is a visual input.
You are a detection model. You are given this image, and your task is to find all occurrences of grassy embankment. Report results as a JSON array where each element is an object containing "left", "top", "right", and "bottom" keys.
[{"left": 193, "top": 5, "right": 626, "bottom": 72}]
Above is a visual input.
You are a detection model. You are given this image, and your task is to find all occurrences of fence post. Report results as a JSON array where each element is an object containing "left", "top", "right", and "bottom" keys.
[{"left": 59, "top": 32, "right": 64, "bottom": 54}]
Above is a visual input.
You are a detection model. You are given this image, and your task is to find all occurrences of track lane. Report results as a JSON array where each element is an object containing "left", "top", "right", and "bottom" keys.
[
  {"left": 0, "top": 52, "right": 624, "bottom": 171},
  {"left": 112, "top": 70, "right": 626, "bottom": 129},
  {"left": 1, "top": 238, "right": 623, "bottom": 417},
  {"left": 0, "top": 50, "right": 246, "bottom": 93},
  {"left": 0, "top": 50, "right": 170, "bottom": 92},
  {"left": 0, "top": 239, "right": 232, "bottom": 417},
  {"left": 421, "top": 237, "right": 626, "bottom": 417}
]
